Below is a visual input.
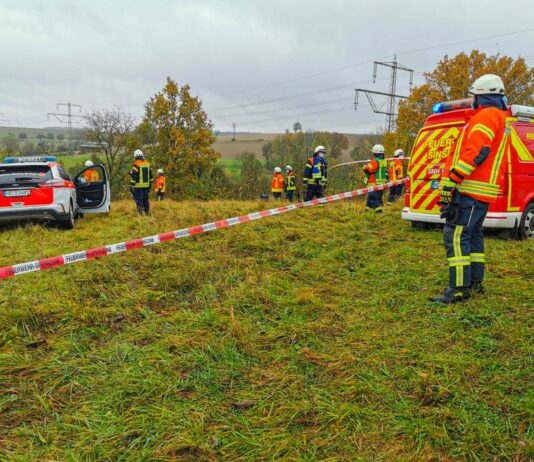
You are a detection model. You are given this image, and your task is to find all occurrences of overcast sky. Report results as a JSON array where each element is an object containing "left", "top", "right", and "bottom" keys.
[{"left": 1, "top": 0, "right": 534, "bottom": 133}]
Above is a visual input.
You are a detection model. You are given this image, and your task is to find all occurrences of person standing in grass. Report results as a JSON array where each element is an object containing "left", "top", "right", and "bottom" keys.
[
  {"left": 303, "top": 145, "right": 328, "bottom": 200},
  {"left": 432, "top": 74, "right": 508, "bottom": 304},
  {"left": 363, "top": 144, "right": 388, "bottom": 213},
  {"left": 154, "top": 168, "right": 166, "bottom": 201},
  {"left": 271, "top": 167, "right": 284, "bottom": 199},
  {"left": 284, "top": 165, "right": 297, "bottom": 201},
  {"left": 129, "top": 149, "right": 153, "bottom": 214},
  {"left": 387, "top": 149, "right": 405, "bottom": 204}
]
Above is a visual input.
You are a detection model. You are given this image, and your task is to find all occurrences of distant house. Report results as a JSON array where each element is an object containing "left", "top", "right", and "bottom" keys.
[{"left": 79, "top": 142, "right": 104, "bottom": 153}]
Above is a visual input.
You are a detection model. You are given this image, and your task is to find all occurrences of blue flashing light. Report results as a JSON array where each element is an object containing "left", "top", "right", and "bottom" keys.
[
  {"left": 3, "top": 155, "right": 57, "bottom": 164},
  {"left": 432, "top": 103, "right": 443, "bottom": 114}
]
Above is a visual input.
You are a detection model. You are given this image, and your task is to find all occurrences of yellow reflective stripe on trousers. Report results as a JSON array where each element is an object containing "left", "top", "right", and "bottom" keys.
[
  {"left": 453, "top": 225, "right": 464, "bottom": 287},
  {"left": 448, "top": 256, "right": 471, "bottom": 266},
  {"left": 471, "top": 124, "right": 495, "bottom": 141},
  {"left": 471, "top": 253, "right": 485, "bottom": 263}
]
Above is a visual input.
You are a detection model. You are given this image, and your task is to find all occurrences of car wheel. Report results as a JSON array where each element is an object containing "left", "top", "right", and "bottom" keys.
[
  {"left": 59, "top": 203, "right": 75, "bottom": 230},
  {"left": 411, "top": 221, "right": 427, "bottom": 230},
  {"left": 518, "top": 203, "right": 534, "bottom": 240}
]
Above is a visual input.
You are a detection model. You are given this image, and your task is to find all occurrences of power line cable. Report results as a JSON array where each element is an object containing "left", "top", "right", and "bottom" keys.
[{"left": 207, "top": 27, "right": 534, "bottom": 98}]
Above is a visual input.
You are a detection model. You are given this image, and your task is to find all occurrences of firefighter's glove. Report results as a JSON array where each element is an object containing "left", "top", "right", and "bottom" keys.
[
  {"left": 319, "top": 177, "right": 328, "bottom": 186},
  {"left": 439, "top": 179, "right": 457, "bottom": 205}
]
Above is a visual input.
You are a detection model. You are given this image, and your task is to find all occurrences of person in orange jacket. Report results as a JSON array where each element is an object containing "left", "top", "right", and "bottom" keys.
[
  {"left": 432, "top": 74, "right": 509, "bottom": 304},
  {"left": 271, "top": 167, "right": 284, "bottom": 199},
  {"left": 387, "top": 149, "right": 405, "bottom": 204},
  {"left": 363, "top": 144, "right": 388, "bottom": 213},
  {"left": 83, "top": 160, "right": 99, "bottom": 182},
  {"left": 154, "top": 168, "right": 166, "bottom": 201}
]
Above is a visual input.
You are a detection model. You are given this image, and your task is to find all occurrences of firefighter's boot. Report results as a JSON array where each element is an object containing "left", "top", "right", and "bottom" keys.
[{"left": 431, "top": 287, "right": 470, "bottom": 304}]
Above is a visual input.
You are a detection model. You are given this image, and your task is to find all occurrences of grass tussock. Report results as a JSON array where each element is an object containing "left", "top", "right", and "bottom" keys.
[{"left": 0, "top": 198, "right": 532, "bottom": 461}]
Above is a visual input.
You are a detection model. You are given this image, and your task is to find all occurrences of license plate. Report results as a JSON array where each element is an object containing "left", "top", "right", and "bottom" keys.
[
  {"left": 431, "top": 181, "right": 440, "bottom": 190},
  {"left": 3, "top": 189, "right": 30, "bottom": 197}
]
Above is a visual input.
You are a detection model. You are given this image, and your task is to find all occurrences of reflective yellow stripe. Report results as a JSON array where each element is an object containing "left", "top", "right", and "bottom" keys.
[
  {"left": 471, "top": 253, "right": 485, "bottom": 263},
  {"left": 458, "top": 186, "right": 499, "bottom": 200},
  {"left": 448, "top": 256, "right": 471, "bottom": 266},
  {"left": 511, "top": 128, "right": 534, "bottom": 161},
  {"left": 490, "top": 130, "right": 508, "bottom": 184},
  {"left": 454, "top": 159, "right": 476, "bottom": 176},
  {"left": 461, "top": 179, "right": 500, "bottom": 191},
  {"left": 459, "top": 179, "right": 500, "bottom": 199},
  {"left": 471, "top": 124, "right": 495, "bottom": 141},
  {"left": 451, "top": 131, "right": 466, "bottom": 166},
  {"left": 453, "top": 226, "right": 464, "bottom": 287}
]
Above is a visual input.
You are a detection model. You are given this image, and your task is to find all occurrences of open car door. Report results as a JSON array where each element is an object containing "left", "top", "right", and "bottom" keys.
[{"left": 73, "top": 164, "right": 111, "bottom": 214}]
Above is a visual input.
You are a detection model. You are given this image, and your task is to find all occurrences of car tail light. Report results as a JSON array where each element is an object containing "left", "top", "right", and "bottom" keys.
[{"left": 38, "top": 179, "right": 65, "bottom": 188}]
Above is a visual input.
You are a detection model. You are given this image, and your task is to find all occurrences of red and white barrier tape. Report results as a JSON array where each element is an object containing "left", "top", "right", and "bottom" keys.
[
  {"left": 329, "top": 157, "right": 409, "bottom": 170},
  {"left": 0, "top": 179, "right": 406, "bottom": 279}
]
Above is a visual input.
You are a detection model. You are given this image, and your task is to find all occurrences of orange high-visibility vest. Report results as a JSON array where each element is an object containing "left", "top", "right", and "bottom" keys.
[
  {"left": 83, "top": 169, "right": 99, "bottom": 182},
  {"left": 271, "top": 173, "right": 284, "bottom": 192},
  {"left": 388, "top": 158, "right": 403, "bottom": 181},
  {"left": 442, "top": 106, "right": 508, "bottom": 203},
  {"left": 154, "top": 175, "right": 166, "bottom": 193}
]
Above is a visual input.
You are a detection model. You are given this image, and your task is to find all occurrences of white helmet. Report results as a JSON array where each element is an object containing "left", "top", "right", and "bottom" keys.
[
  {"left": 157, "top": 168, "right": 163, "bottom": 174},
  {"left": 314, "top": 145, "right": 326, "bottom": 154},
  {"left": 274, "top": 167, "right": 282, "bottom": 173},
  {"left": 84, "top": 160, "right": 94, "bottom": 167},
  {"left": 134, "top": 149, "right": 144, "bottom": 159},
  {"left": 468, "top": 74, "right": 505, "bottom": 96},
  {"left": 372, "top": 144, "right": 385, "bottom": 154},
  {"left": 394, "top": 149, "right": 404, "bottom": 158},
  {"left": 285, "top": 165, "right": 292, "bottom": 171}
]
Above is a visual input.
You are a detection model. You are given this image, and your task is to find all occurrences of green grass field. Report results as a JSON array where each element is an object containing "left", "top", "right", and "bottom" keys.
[{"left": 0, "top": 197, "right": 532, "bottom": 461}]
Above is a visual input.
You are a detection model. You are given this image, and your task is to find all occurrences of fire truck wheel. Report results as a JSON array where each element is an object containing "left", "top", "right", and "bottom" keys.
[{"left": 518, "top": 202, "right": 534, "bottom": 240}]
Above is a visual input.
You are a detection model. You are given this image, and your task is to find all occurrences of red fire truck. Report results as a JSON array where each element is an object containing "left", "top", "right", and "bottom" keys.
[{"left": 402, "top": 100, "right": 534, "bottom": 239}]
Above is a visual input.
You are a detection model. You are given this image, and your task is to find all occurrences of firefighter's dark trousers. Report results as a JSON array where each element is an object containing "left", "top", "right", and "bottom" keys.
[
  {"left": 443, "top": 193, "right": 489, "bottom": 289},
  {"left": 133, "top": 187, "right": 150, "bottom": 214},
  {"left": 305, "top": 183, "right": 323, "bottom": 201},
  {"left": 388, "top": 184, "right": 404, "bottom": 203},
  {"left": 366, "top": 187, "right": 384, "bottom": 211}
]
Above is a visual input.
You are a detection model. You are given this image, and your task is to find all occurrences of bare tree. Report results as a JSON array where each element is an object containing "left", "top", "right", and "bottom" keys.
[{"left": 84, "top": 107, "right": 136, "bottom": 190}]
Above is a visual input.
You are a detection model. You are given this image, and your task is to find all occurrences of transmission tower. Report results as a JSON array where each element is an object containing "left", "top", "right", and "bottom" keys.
[
  {"left": 232, "top": 122, "right": 236, "bottom": 141},
  {"left": 354, "top": 55, "right": 413, "bottom": 132},
  {"left": 0, "top": 113, "right": 9, "bottom": 126},
  {"left": 47, "top": 102, "right": 84, "bottom": 143}
]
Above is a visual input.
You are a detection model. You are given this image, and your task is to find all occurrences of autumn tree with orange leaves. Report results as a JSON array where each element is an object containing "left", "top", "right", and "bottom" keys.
[
  {"left": 388, "top": 50, "right": 534, "bottom": 154},
  {"left": 139, "top": 77, "right": 220, "bottom": 195}
]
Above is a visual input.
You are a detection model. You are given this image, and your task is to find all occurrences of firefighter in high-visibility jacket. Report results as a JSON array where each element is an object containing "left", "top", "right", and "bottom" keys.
[
  {"left": 387, "top": 149, "right": 405, "bottom": 204},
  {"left": 284, "top": 165, "right": 297, "bottom": 201},
  {"left": 83, "top": 160, "right": 99, "bottom": 182},
  {"left": 129, "top": 149, "right": 153, "bottom": 214},
  {"left": 363, "top": 144, "right": 388, "bottom": 213},
  {"left": 271, "top": 167, "right": 284, "bottom": 199},
  {"left": 303, "top": 145, "right": 328, "bottom": 200},
  {"left": 432, "top": 74, "right": 509, "bottom": 304},
  {"left": 154, "top": 168, "right": 166, "bottom": 201}
]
